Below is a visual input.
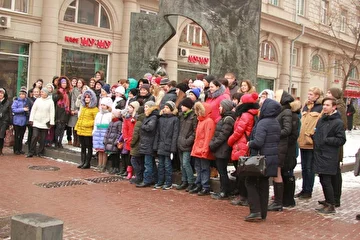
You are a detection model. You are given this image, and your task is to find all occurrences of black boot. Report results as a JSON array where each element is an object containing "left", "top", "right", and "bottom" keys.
[
  {"left": 268, "top": 182, "right": 284, "bottom": 211},
  {"left": 176, "top": 181, "right": 188, "bottom": 190},
  {"left": 283, "top": 176, "right": 296, "bottom": 207},
  {"left": 119, "top": 155, "right": 126, "bottom": 175},
  {"left": 77, "top": 152, "right": 86, "bottom": 168},
  {"left": 81, "top": 152, "right": 92, "bottom": 169}
]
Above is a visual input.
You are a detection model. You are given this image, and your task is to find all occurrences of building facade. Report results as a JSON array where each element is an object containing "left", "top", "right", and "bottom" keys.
[{"left": 0, "top": 0, "right": 359, "bottom": 101}]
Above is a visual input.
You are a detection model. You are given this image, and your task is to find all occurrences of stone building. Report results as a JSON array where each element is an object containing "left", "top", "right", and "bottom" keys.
[{"left": 0, "top": 0, "right": 359, "bottom": 101}]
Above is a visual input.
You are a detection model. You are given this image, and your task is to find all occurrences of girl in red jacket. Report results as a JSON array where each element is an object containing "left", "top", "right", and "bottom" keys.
[{"left": 190, "top": 102, "right": 216, "bottom": 196}]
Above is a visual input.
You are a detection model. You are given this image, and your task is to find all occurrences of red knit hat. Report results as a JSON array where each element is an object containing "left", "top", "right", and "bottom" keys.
[
  {"left": 241, "top": 92, "right": 259, "bottom": 104},
  {"left": 154, "top": 77, "right": 162, "bottom": 85}
]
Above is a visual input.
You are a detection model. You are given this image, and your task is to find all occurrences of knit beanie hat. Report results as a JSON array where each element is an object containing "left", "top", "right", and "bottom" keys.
[
  {"left": 204, "top": 75, "right": 215, "bottom": 83},
  {"left": 102, "top": 84, "right": 110, "bottom": 94},
  {"left": 165, "top": 101, "right": 176, "bottom": 111},
  {"left": 144, "top": 73, "right": 153, "bottom": 81},
  {"left": 112, "top": 109, "right": 121, "bottom": 118},
  {"left": 144, "top": 100, "right": 155, "bottom": 108},
  {"left": 19, "top": 87, "right": 27, "bottom": 95},
  {"left": 160, "top": 78, "right": 170, "bottom": 86},
  {"left": 241, "top": 92, "right": 259, "bottom": 104},
  {"left": 140, "top": 84, "right": 150, "bottom": 92},
  {"left": 176, "top": 83, "right": 189, "bottom": 93},
  {"left": 115, "top": 86, "right": 125, "bottom": 95},
  {"left": 189, "top": 88, "right": 201, "bottom": 99},
  {"left": 0, "top": 88, "right": 5, "bottom": 94},
  {"left": 196, "top": 73, "right": 204, "bottom": 80},
  {"left": 181, "top": 97, "right": 194, "bottom": 109},
  {"left": 329, "top": 88, "right": 342, "bottom": 100},
  {"left": 41, "top": 88, "right": 50, "bottom": 95},
  {"left": 46, "top": 83, "right": 54, "bottom": 92},
  {"left": 154, "top": 76, "right": 162, "bottom": 85},
  {"left": 100, "top": 97, "right": 113, "bottom": 109},
  {"left": 220, "top": 99, "right": 234, "bottom": 112},
  {"left": 129, "top": 101, "right": 140, "bottom": 113},
  {"left": 129, "top": 88, "right": 138, "bottom": 96}
]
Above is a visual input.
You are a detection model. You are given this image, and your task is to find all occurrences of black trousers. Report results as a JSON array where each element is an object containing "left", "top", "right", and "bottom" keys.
[
  {"left": 215, "top": 158, "right": 230, "bottom": 193},
  {"left": 245, "top": 176, "right": 269, "bottom": 219},
  {"left": 29, "top": 127, "right": 47, "bottom": 155},
  {"left": 13, "top": 125, "right": 26, "bottom": 153},
  {"left": 319, "top": 174, "right": 335, "bottom": 205},
  {"left": 332, "top": 166, "right": 342, "bottom": 205}
]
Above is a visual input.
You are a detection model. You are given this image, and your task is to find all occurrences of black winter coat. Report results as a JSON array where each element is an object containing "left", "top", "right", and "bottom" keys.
[
  {"left": 160, "top": 88, "right": 177, "bottom": 109},
  {"left": 136, "top": 93, "right": 155, "bottom": 106},
  {"left": 209, "top": 111, "right": 235, "bottom": 159},
  {"left": 177, "top": 110, "right": 198, "bottom": 152},
  {"left": 283, "top": 111, "right": 300, "bottom": 172},
  {"left": 0, "top": 92, "right": 11, "bottom": 138},
  {"left": 313, "top": 111, "right": 346, "bottom": 175},
  {"left": 130, "top": 113, "right": 145, "bottom": 157},
  {"left": 276, "top": 106, "right": 292, "bottom": 167},
  {"left": 249, "top": 99, "right": 281, "bottom": 177},
  {"left": 154, "top": 113, "right": 179, "bottom": 156},
  {"left": 139, "top": 106, "right": 159, "bottom": 155},
  {"left": 104, "top": 118, "right": 122, "bottom": 153}
]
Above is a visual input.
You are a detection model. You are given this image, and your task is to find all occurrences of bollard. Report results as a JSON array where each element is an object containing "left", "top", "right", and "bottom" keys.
[{"left": 11, "top": 213, "right": 63, "bottom": 240}]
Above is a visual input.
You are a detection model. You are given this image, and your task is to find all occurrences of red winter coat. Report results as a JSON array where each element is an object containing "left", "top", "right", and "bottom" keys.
[
  {"left": 227, "top": 108, "right": 259, "bottom": 161},
  {"left": 205, "top": 85, "right": 230, "bottom": 123},
  {"left": 191, "top": 102, "right": 216, "bottom": 160},
  {"left": 122, "top": 115, "right": 136, "bottom": 151}
]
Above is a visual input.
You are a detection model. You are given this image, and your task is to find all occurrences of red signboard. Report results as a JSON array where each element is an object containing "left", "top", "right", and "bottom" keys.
[
  {"left": 188, "top": 55, "right": 209, "bottom": 65},
  {"left": 344, "top": 90, "right": 360, "bottom": 98},
  {"left": 65, "top": 36, "right": 112, "bottom": 49}
]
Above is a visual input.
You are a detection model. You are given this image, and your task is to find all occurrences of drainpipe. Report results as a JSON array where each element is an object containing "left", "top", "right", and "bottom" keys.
[{"left": 289, "top": 24, "right": 305, "bottom": 93}]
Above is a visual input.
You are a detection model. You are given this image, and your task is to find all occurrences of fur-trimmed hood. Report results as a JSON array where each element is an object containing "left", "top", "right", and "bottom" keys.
[
  {"left": 207, "top": 85, "right": 226, "bottom": 99},
  {"left": 81, "top": 89, "right": 97, "bottom": 108},
  {"left": 290, "top": 99, "right": 302, "bottom": 113},
  {"left": 145, "top": 105, "right": 159, "bottom": 117},
  {"left": 194, "top": 102, "right": 212, "bottom": 121}
]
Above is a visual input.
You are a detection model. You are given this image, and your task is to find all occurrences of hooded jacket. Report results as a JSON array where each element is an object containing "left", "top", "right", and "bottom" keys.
[
  {"left": 139, "top": 106, "right": 159, "bottom": 155},
  {"left": 313, "top": 111, "right": 346, "bottom": 175},
  {"left": 249, "top": 99, "right": 281, "bottom": 177},
  {"left": 122, "top": 113, "right": 136, "bottom": 151},
  {"left": 191, "top": 102, "right": 216, "bottom": 160},
  {"left": 12, "top": 97, "right": 31, "bottom": 127},
  {"left": 104, "top": 118, "right": 122, "bottom": 153},
  {"left": 75, "top": 89, "right": 99, "bottom": 136},
  {"left": 205, "top": 85, "right": 230, "bottom": 123},
  {"left": 130, "top": 112, "right": 145, "bottom": 157},
  {"left": 177, "top": 109, "right": 198, "bottom": 152},
  {"left": 125, "top": 78, "right": 138, "bottom": 99},
  {"left": 159, "top": 88, "right": 177, "bottom": 110}
]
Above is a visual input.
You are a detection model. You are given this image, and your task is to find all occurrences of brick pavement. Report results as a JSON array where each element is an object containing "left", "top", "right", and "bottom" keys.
[{"left": 0, "top": 147, "right": 360, "bottom": 240}]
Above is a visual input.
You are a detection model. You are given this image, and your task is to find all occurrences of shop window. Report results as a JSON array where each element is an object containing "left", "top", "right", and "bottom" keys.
[
  {"left": 0, "top": 40, "right": 29, "bottom": 98},
  {"left": 179, "top": 23, "right": 209, "bottom": 47},
  {"left": 311, "top": 54, "right": 324, "bottom": 72},
  {"left": 349, "top": 67, "right": 358, "bottom": 79},
  {"left": 61, "top": 49, "right": 108, "bottom": 82},
  {"left": 64, "top": 0, "right": 110, "bottom": 29},
  {"left": 0, "top": 0, "right": 28, "bottom": 13},
  {"left": 320, "top": 0, "right": 328, "bottom": 25},
  {"left": 259, "top": 41, "right": 277, "bottom": 62},
  {"left": 297, "top": 0, "right": 305, "bottom": 16}
]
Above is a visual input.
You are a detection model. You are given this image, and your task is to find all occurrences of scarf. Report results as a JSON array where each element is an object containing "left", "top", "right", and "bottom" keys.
[{"left": 57, "top": 88, "right": 70, "bottom": 114}]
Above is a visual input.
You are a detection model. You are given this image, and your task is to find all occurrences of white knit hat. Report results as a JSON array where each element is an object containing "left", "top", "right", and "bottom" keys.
[
  {"left": 115, "top": 86, "right": 125, "bottom": 95},
  {"left": 100, "top": 97, "right": 113, "bottom": 109}
]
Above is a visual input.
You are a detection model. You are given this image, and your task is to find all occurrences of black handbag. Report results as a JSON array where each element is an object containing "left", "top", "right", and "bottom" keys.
[{"left": 238, "top": 154, "right": 266, "bottom": 177}]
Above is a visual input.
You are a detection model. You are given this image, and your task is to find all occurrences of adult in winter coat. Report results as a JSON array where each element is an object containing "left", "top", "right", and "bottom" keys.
[
  {"left": 130, "top": 106, "right": 145, "bottom": 184},
  {"left": 346, "top": 99, "right": 356, "bottom": 131},
  {"left": 136, "top": 101, "right": 159, "bottom": 187},
  {"left": 228, "top": 92, "right": 259, "bottom": 206},
  {"left": 313, "top": 97, "right": 346, "bottom": 214},
  {"left": 0, "top": 88, "right": 12, "bottom": 155},
  {"left": 136, "top": 84, "right": 155, "bottom": 106},
  {"left": 68, "top": 78, "right": 85, "bottom": 147},
  {"left": 296, "top": 87, "right": 323, "bottom": 199},
  {"left": 209, "top": 99, "right": 236, "bottom": 199},
  {"left": 27, "top": 88, "right": 55, "bottom": 158},
  {"left": 245, "top": 98, "right": 281, "bottom": 222},
  {"left": 75, "top": 89, "right": 99, "bottom": 169},
  {"left": 268, "top": 90, "right": 294, "bottom": 211},
  {"left": 190, "top": 102, "right": 216, "bottom": 196},
  {"left": 176, "top": 98, "right": 197, "bottom": 191},
  {"left": 205, "top": 80, "right": 230, "bottom": 123},
  {"left": 11, "top": 88, "right": 31, "bottom": 155}
]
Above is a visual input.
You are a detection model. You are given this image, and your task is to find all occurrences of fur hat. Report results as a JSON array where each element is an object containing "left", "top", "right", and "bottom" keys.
[
  {"left": 290, "top": 99, "right": 302, "bottom": 112},
  {"left": 115, "top": 86, "right": 125, "bottom": 95},
  {"left": 220, "top": 99, "right": 234, "bottom": 112},
  {"left": 176, "top": 83, "right": 189, "bottom": 93},
  {"left": 144, "top": 100, "right": 156, "bottom": 108},
  {"left": 259, "top": 89, "right": 274, "bottom": 100},
  {"left": 112, "top": 109, "right": 122, "bottom": 118},
  {"left": 100, "top": 97, "right": 113, "bottom": 109},
  {"left": 241, "top": 92, "right": 259, "bottom": 104},
  {"left": 189, "top": 88, "right": 201, "bottom": 99},
  {"left": 329, "top": 88, "right": 343, "bottom": 100},
  {"left": 165, "top": 101, "right": 176, "bottom": 111},
  {"left": 102, "top": 84, "right": 111, "bottom": 94},
  {"left": 204, "top": 75, "right": 215, "bottom": 83},
  {"left": 140, "top": 84, "right": 150, "bottom": 92},
  {"left": 129, "top": 101, "right": 140, "bottom": 113},
  {"left": 181, "top": 97, "right": 194, "bottom": 109}
]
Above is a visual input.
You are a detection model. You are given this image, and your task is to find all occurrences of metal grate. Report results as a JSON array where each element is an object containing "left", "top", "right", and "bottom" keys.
[
  {"left": 35, "top": 180, "right": 87, "bottom": 188},
  {"left": 84, "top": 176, "right": 123, "bottom": 184},
  {"left": 28, "top": 165, "right": 60, "bottom": 171}
]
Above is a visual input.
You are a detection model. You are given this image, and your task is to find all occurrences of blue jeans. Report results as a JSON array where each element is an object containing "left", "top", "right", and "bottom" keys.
[
  {"left": 157, "top": 155, "right": 172, "bottom": 186},
  {"left": 300, "top": 149, "right": 315, "bottom": 194},
  {"left": 143, "top": 155, "right": 158, "bottom": 184},
  {"left": 131, "top": 156, "right": 144, "bottom": 182},
  {"left": 179, "top": 151, "right": 194, "bottom": 184},
  {"left": 194, "top": 157, "right": 210, "bottom": 190}
]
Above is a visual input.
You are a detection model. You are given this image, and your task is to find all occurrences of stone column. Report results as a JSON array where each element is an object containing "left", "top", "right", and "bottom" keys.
[
  {"left": 119, "top": 0, "right": 138, "bottom": 79},
  {"left": 327, "top": 52, "right": 335, "bottom": 90},
  {"left": 279, "top": 37, "right": 290, "bottom": 91},
  {"left": 160, "top": 33, "right": 179, "bottom": 81},
  {"left": 300, "top": 44, "right": 311, "bottom": 102},
  {"left": 37, "top": 1, "right": 60, "bottom": 82}
]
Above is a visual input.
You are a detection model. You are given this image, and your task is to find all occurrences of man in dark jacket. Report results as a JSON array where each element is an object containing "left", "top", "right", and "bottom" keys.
[{"left": 313, "top": 97, "right": 346, "bottom": 214}]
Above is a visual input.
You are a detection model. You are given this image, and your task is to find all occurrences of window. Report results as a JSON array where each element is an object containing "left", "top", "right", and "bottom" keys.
[
  {"left": 256, "top": 78, "right": 275, "bottom": 93},
  {"left": 179, "top": 23, "right": 209, "bottom": 47},
  {"left": 334, "top": 59, "right": 343, "bottom": 77},
  {"left": 0, "top": 0, "right": 28, "bottom": 13},
  {"left": 269, "top": 0, "right": 279, "bottom": 6},
  {"left": 291, "top": 48, "right": 298, "bottom": 66},
  {"left": 259, "top": 41, "right": 277, "bottom": 62},
  {"left": 340, "top": 10, "right": 347, "bottom": 33},
  {"left": 320, "top": 0, "right": 328, "bottom": 25},
  {"left": 64, "top": 0, "right": 110, "bottom": 29},
  {"left": 297, "top": 0, "right": 305, "bottom": 16},
  {"left": 61, "top": 49, "right": 108, "bottom": 81},
  {"left": 140, "top": 9, "right": 158, "bottom": 15},
  {"left": 349, "top": 67, "right": 358, "bottom": 79},
  {"left": 311, "top": 55, "right": 324, "bottom": 71}
]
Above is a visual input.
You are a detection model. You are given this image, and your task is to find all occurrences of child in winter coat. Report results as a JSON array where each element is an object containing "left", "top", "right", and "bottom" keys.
[
  {"left": 209, "top": 99, "right": 236, "bottom": 199},
  {"left": 130, "top": 106, "right": 145, "bottom": 184},
  {"left": 190, "top": 102, "right": 216, "bottom": 196},
  {"left": 153, "top": 101, "right": 179, "bottom": 190},
  {"left": 103, "top": 109, "right": 122, "bottom": 174},
  {"left": 176, "top": 97, "right": 197, "bottom": 191},
  {"left": 122, "top": 101, "right": 140, "bottom": 179},
  {"left": 93, "top": 97, "right": 113, "bottom": 172}
]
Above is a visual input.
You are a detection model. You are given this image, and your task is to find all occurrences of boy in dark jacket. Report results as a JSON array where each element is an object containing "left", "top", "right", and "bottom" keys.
[
  {"left": 153, "top": 101, "right": 179, "bottom": 190},
  {"left": 176, "top": 98, "right": 197, "bottom": 191},
  {"left": 130, "top": 106, "right": 145, "bottom": 184},
  {"left": 209, "top": 100, "right": 235, "bottom": 199}
]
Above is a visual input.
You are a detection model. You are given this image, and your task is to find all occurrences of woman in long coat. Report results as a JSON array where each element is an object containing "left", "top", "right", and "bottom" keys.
[{"left": 0, "top": 88, "right": 11, "bottom": 156}]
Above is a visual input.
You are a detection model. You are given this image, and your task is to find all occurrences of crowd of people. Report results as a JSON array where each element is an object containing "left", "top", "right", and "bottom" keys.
[{"left": 0, "top": 70, "right": 357, "bottom": 222}]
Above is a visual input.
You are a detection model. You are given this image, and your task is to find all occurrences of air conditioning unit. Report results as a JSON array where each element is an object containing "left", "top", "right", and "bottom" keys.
[
  {"left": 178, "top": 48, "right": 189, "bottom": 57},
  {"left": 0, "top": 15, "right": 11, "bottom": 29}
]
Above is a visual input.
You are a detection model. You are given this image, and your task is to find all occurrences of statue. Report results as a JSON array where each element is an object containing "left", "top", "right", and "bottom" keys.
[{"left": 149, "top": 56, "right": 167, "bottom": 77}]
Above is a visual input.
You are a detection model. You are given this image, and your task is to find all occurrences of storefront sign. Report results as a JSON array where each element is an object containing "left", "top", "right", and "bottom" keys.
[
  {"left": 64, "top": 36, "right": 111, "bottom": 49},
  {"left": 188, "top": 55, "right": 209, "bottom": 65}
]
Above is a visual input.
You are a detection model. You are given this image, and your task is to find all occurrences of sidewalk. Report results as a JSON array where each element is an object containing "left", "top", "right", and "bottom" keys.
[{"left": 0, "top": 146, "right": 360, "bottom": 240}]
